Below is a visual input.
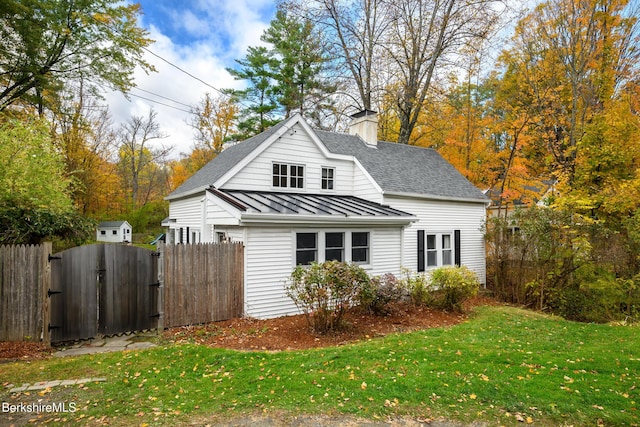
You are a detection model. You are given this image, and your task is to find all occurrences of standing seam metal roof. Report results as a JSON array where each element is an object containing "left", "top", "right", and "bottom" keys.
[{"left": 214, "top": 189, "right": 415, "bottom": 218}]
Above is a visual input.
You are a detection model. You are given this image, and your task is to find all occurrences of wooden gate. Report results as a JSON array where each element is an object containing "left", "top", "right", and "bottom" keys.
[{"left": 49, "top": 244, "right": 158, "bottom": 343}]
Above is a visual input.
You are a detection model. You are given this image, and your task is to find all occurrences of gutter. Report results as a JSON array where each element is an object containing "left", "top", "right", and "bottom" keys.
[
  {"left": 165, "top": 187, "right": 207, "bottom": 202},
  {"left": 239, "top": 213, "right": 417, "bottom": 226},
  {"left": 383, "top": 191, "right": 491, "bottom": 206}
]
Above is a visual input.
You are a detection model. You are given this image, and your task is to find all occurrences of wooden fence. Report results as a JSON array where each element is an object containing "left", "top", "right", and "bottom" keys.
[
  {"left": 0, "top": 243, "right": 51, "bottom": 342},
  {"left": 161, "top": 242, "right": 244, "bottom": 328},
  {"left": 0, "top": 242, "right": 244, "bottom": 344}
]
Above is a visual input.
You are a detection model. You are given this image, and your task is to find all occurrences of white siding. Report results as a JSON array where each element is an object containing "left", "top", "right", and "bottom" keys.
[
  {"left": 168, "top": 196, "right": 203, "bottom": 243},
  {"left": 244, "top": 227, "right": 298, "bottom": 319},
  {"left": 353, "top": 166, "right": 382, "bottom": 203},
  {"left": 205, "top": 200, "right": 239, "bottom": 226},
  {"left": 222, "top": 123, "right": 378, "bottom": 197},
  {"left": 369, "top": 227, "right": 403, "bottom": 277},
  {"left": 240, "top": 225, "right": 405, "bottom": 319},
  {"left": 384, "top": 196, "right": 487, "bottom": 284}
]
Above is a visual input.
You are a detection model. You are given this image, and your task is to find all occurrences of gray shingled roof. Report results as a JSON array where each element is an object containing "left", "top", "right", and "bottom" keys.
[
  {"left": 98, "top": 221, "right": 129, "bottom": 228},
  {"left": 167, "top": 118, "right": 487, "bottom": 202},
  {"left": 317, "top": 130, "right": 487, "bottom": 201}
]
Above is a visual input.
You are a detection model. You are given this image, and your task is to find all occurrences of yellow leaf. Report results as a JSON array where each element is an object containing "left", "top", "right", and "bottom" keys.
[
  {"left": 470, "top": 394, "right": 477, "bottom": 400},
  {"left": 361, "top": 382, "right": 367, "bottom": 390}
]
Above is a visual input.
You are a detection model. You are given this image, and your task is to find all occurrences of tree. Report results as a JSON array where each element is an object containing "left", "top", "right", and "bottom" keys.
[
  {"left": 49, "top": 82, "right": 121, "bottom": 215},
  {"left": 0, "top": 118, "right": 94, "bottom": 244},
  {"left": 385, "top": 0, "right": 504, "bottom": 145},
  {"left": 226, "top": 46, "right": 281, "bottom": 139},
  {"left": 188, "top": 92, "right": 238, "bottom": 167},
  {"left": 261, "top": 7, "right": 337, "bottom": 126},
  {"left": 116, "top": 109, "right": 171, "bottom": 209},
  {"left": 503, "top": 0, "right": 639, "bottom": 184},
  {"left": 0, "top": 0, "right": 154, "bottom": 113},
  {"left": 305, "top": 0, "right": 391, "bottom": 112}
]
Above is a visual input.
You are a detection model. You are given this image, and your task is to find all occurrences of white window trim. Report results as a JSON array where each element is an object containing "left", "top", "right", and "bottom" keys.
[
  {"left": 425, "top": 231, "right": 455, "bottom": 269},
  {"left": 292, "top": 229, "right": 373, "bottom": 268},
  {"left": 272, "top": 161, "right": 306, "bottom": 190},
  {"left": 321, "top": 166, "right": 336, "bottom": 192}
]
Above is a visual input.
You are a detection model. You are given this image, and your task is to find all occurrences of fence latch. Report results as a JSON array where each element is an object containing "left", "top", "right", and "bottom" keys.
[
  {"left": 48, "top": 254, "right": 61, "bottom": 262},
  {"left": 47, "top": 289, "right": 62, "bottom": 297}
]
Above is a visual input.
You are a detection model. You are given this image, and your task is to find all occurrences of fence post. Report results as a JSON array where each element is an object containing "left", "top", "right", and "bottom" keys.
[
  {"left": 156, "top": 242, "right": 165, "bottom": 334},
  {"left": 41, "top": 242, "right": 52, "bottom": 345}
]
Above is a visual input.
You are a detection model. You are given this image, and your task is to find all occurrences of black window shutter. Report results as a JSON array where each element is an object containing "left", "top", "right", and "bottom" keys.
[
  {"left": 454, "top": 229, "right": 461, "bottom": 266},
  {"left": 417, "top": 230, "right": 425, "bottom": 272}
]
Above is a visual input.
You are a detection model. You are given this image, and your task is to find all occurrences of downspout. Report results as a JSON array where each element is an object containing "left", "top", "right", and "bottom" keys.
[
  {"left": 400, "top": 225, "right": 407, "bottom": 274},
  {"left": 200, "top": 196, "right": 207, "bottom": 243}
]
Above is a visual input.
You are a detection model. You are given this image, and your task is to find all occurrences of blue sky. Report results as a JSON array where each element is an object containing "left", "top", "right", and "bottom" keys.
[{"left": 105, "top": 1, "right": 277, "bottom": 157}]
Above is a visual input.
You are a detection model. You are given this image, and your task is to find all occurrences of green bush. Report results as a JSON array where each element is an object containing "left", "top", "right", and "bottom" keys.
[
  {"left": 402, "top": 271, "right": 433, "bottom": 307},
  {"left": 285, "top": 261, "right": 370, "bottom": 333},
  {"left": 545, "top": 272, "right": 640, "bottom": 323},
  {"left": 430, "top": 266, "right": 480, "bottom": 312},
  {"left": 358, "top": 273, "right": 404, "bottom": 315}
]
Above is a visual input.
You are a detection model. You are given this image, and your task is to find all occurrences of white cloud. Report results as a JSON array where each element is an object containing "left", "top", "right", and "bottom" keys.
[{"left": 105, "top": 1, "right": 274, "bottom": 158}]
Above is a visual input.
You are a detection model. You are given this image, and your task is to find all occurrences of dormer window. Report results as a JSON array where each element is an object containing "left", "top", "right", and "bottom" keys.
[
  {"left": 321, "top": 167, "right": 335, "bottom": 190},
  {"left": 273, "top": 163, "right": 304, "bottom": 189}
]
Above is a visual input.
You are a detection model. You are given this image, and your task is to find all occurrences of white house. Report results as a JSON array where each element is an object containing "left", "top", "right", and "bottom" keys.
[
  {"left": 165, "top": 111, "right": 490, "bottom": 319},
  {"left": 96, "top": 220, "right": 132, "bottom": 243}
]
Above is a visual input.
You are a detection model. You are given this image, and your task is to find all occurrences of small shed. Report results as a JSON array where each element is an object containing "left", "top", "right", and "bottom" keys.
[{"left": 96, "top": 221, "right": 132, "bottom": 243}]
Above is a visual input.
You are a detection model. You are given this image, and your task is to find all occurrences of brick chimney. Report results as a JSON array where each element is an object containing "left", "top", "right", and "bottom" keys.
[{"left": 348, "top": 110, "right": 378, "bottom": 146}]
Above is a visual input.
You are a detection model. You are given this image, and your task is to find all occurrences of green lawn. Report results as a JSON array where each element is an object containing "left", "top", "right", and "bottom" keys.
[{"left": 1, "top": 306, "right": 638, "bottom": 426}]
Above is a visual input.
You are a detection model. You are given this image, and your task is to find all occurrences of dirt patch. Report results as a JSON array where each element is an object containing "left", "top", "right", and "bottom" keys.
[
  {"left": 163, "top": 297, "right": 496, "bottom": 351},
  {"left": 0, "top": 341, "right": 52, "bottom": 362}
]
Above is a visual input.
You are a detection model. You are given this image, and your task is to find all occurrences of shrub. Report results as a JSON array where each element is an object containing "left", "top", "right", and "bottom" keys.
[
  {"left": 400, "top": 269, "right": 433, "bottom": 307},
  {"left": 285, "top": 261, "right": 370, "bottom": 333},
  {"left": 430, "top": 266, "right": 480, "bottom": 312},
  {"left": 358, "top": 273, "right": 404, "bottom": 315}
]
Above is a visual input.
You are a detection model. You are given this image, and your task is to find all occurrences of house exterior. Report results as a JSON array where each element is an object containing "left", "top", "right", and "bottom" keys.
[
  {"left": 96, "top": 221, "right": 132, "bottom": 243},
  {"left": 165, "top": 111, "right": 489, "bottom": 319},
  {"left": 485, "top": 180, "right": 557, "bottom": 219}
]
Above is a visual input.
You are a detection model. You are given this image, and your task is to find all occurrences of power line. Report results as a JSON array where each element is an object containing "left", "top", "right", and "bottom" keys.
[
  {"left": 88, "top": 13, "right": 229, "bottom": 98},
  {"left": 88, "top": 12, "right": 253, "bottom": 113},
  {"left": 140, "top": 47, "right": 229, "bottom": 98},
  {"left": 125, "top": 92, "right": 192, "bottom": 114},
  {"left": 131, "top": 87, "right": 193, "bottom": 108}
]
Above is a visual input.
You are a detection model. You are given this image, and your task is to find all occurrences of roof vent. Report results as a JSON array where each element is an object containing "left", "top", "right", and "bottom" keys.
[{"left": 348, "top": 110, "right": 378, "bottom": 146}]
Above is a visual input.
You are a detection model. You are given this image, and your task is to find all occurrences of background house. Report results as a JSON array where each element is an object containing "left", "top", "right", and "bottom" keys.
[
  {"left": 165, "top": 111, "right": 489, "bottom": 319},
  {"left": 96, "top": 220, "right": 132, "bottom": 243}
]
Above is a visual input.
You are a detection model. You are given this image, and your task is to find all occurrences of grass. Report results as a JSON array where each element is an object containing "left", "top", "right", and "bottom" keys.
[{"left": 1, "top": 306, "right": 638, "bottom": 426}]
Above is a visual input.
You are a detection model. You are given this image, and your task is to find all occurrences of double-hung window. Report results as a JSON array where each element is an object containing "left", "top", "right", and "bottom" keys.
[
  {"left": 325, "top": 232, "right": 344, "bottom": 261},
  {"left": 273, "top": 163, "right": 304, "bottom": 189},
  {"left": 351, "top": 232, "right": 369, "bottom": 264},
  {"left": 296, "top": 233, "right": 317, "bottom": 265},
  {"left": 417, "top": 230, "right": 459, "bottom": 271}
]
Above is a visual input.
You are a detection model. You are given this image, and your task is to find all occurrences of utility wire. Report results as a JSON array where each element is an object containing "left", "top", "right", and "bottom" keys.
[
  {"left": 125, "top": 92, "right": 192, "bottom": 114},
  {"left": 131, "top": 87, "right": 194, "bottom": 109},
  {"left": 139, "top": 47, "right": 229, "bottom": 98},
  {"left": 88, "top": 13, "right": 234, "bottom": 101},
  {"left": 88, "top": 12, "right": 257, "bottom": 115}
]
